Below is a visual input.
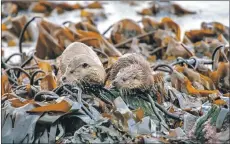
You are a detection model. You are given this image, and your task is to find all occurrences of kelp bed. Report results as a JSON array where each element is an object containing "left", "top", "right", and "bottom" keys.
[{"left": 1, "top": 1, "right": 230, "bottom": 144}]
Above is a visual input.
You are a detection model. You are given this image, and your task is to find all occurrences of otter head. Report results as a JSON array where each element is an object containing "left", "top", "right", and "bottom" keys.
[
  {"left": 62, "top": 55, "right": 106, "bottom": 85},
  {"left": 112, "top": 64, "right": 153, "bottom": 90}
]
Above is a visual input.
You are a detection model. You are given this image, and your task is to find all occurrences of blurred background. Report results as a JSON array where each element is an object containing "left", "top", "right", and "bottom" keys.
[
  {"left": 1, "top": 1, "right": 229, "bottom": 61},
  {"left": 43, "top": 1, "right": 229, "bottom": 35}
]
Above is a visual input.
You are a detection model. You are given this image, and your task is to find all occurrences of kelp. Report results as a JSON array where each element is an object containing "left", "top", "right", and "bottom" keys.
[
  {"left": 87, "top": 1, "right": 104, "bottom": 9},
  {"left": 201, "top": 21, "right": 229, "bottom": 40},
  {"left": 110, "top": 19, "right": 149, "bottom": 45},
  {"left": 183, "top": 29, "right": 217, "bottom": 43},
  {"left": 138, "top": 2, "right": 196, "bottom": 16},
  {"left": 160, "top": 17, "right": 181, "bottom": 41},
  {"left": 1, "top": 2, "right": 18, "bottom": 17},
  {"left": 30, "top": 1, "right": 83, "bottom": 15},
  {"left": 2, "top": 55, "right": 229, "bottom": 143},
  {"left": 1, "top": 15, "right": 33, "bottom": 46}
]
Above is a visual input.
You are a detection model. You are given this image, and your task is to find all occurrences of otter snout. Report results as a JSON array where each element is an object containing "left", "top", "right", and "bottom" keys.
[
  {"left": 112, "top": 80, "right": 118, "bottom": 87},
  {"left": 62, "top": 76, "right": 67, "bottom": 82}
]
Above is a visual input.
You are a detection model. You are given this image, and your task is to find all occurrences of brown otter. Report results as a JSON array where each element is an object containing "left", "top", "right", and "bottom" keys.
[
  {"left": 109, "top": 53, "right": 154, "bottom": 91},
  {"left": 59, "top": 42, "right": 106, "bottom": 85}
]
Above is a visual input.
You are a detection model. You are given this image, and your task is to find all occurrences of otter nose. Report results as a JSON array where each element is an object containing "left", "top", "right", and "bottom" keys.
[
  {"left": 112, "top": 81, "right": 118, "bottom": 86},
  {"left": 62, "top": 76, "right": 66, "bottom": 82}
]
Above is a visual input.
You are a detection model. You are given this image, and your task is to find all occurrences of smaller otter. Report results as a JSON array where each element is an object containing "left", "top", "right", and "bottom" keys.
[
  {"left": 59, "top": 42, "right": 106, "bottom": 85},
  {"left": 109, "top": 53, "right": 154, "bottom": 90}
]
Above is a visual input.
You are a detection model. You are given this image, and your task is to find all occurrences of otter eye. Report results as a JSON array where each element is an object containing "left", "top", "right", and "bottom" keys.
[
  {"left": 70, "top": 70, "right": 74, "bottom": 74},
  {"left": 82, "top": 63, "right": 89, "bottom": 68}
]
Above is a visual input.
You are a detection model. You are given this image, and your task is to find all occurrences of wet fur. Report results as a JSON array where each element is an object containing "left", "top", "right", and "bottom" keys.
[
  {"left": 59, "top": 42, "right": 106, "bottom": 85},
  {"left": 109, "top": 53, "right": 153, "bottom": 90}
]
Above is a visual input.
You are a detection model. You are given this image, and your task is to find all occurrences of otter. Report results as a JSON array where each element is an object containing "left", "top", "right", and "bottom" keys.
[
  {"left": 58, "top": 42, "right": 106, "bottom": 85},
  {"left": 109, "top": 53, "right": 154, "bottom": 91}
]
